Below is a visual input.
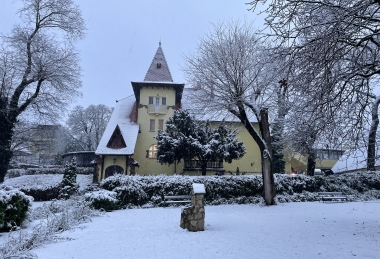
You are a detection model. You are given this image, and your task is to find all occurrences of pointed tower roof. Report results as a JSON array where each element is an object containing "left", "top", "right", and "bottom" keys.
[{"left": 144, "top": 42, "right": 173, "bottom": 82}]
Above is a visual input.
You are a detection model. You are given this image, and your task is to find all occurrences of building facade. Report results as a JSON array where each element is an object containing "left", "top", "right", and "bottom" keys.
[{"left": 95, "top": 44, "right": 341, "bottom": 181}]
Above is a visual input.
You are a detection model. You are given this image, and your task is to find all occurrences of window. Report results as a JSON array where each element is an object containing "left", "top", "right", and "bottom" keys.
[
  {"left": 150, "top": 119, "right": 155, "bottom": 131},
  {"left": 162, "top": 97, "right": 166, "bottom": 105},
  {"left": 148, "top": 144, "right": 157, "bottom": 158},
  {"left": 158, "top": 119, "right": 164, "bottom": 131},
  {"left": 149, "top": 97, "right": 153, "bottom": 105}
]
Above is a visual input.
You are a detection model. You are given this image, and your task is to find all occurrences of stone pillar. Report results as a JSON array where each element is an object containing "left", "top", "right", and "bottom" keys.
[{"left": 180, "top": 183, "right": 206, "bottom": 232}]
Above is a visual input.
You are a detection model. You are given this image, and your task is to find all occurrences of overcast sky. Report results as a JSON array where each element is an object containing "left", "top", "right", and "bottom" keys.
[{"left": 0, "top": 0, "right": 266, "bottom": 113}]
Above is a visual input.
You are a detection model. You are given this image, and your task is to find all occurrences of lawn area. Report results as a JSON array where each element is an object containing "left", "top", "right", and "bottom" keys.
[{"left": 32, "top": 201, "right": 380, "bottom": 259}]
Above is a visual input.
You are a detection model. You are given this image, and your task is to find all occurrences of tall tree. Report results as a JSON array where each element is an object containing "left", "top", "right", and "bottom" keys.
[
  {"left": 0, "top": 0, "right": 85, "bottom": 182},
  {"left": 271, "top": 79, "right": 289, "bottom": 174},
  {"left": 183, "top": 21, "right": 281, "bottom": 205},
  {"left": 156, "top": 110, "right": 246, "bottom": 176},
  {"left": 248, "top": 0, "right": 380, "bottom": 171},
  {"left": 67, "top": 104, "right": 113, "bottom": 151}
]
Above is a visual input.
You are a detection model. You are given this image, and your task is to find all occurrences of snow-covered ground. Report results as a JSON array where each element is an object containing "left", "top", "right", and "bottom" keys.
[{"left": 30, "top": 201, "right": 380, "bottom": 259}]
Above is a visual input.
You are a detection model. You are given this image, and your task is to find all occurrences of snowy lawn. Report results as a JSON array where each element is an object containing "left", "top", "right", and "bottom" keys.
[{"left": 32, "top": 201, "right": 380, "bottom": 259}]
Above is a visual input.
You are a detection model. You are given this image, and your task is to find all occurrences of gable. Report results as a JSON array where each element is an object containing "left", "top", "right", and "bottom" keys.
[{"left": 106, "top": 125, "right": 127, "bottom": 149}]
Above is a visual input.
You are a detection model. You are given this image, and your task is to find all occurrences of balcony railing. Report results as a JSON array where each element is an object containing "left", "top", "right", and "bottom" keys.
[
  {"left": 184, "top": 160, "right": 223, "bottom": 169},
  {"left": 147, "top": 105, "right": 167, "bottom": 114}
]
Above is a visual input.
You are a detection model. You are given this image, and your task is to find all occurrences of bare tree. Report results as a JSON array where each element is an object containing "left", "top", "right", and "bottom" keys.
[
  {"left": 67, "top": 105, "right": 113, "bottom": 151},
  {"left": 248, "top": 0, "right": 380, "bottom": 171},
  {"left": 183, "top": 21, "right": 283, "bottom": 205},
  {"left": 0, "top": 0, "right": 85, "bottom": 182}
]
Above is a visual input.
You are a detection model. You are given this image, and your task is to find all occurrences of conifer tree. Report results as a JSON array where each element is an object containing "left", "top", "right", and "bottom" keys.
[
  {"left": 59, "top": 158, "right": 79, "bottom": 199},
  {"left": 271, "top": 124, "right": 286, "bottom": 174},
  {"left": 156, "top": 110, "right": 246, "bottom": 175}
]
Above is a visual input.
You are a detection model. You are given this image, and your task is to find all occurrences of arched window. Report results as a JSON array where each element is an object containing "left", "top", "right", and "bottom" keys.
[{"left": 147, "top": 144, "right": 157, "bottom": 159}]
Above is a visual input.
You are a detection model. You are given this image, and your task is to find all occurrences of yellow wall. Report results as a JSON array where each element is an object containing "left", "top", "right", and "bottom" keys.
[
  {"left": 133, "top": 86, "right": 178, "bottom": 175},
  {"left": 98, "top": 155, "right": 128, "bottom": 181},
  {"left": 284, "top": 151, "right": 339, "bottom": 174},
  {"left": 220, "top": 122, "right": 262, "bottom": 174},
  {"left": 132, "top": 85, "right": 264, "bottom": 176}
]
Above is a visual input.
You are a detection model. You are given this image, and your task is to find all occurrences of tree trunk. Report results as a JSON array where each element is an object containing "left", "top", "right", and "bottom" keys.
[
  {"left": 368, "top": 96, "right": 380, "bottom": 171},
  {"left": 201, "top": 160, "right": 207, "bottom": 176},
  {"left": 307, "top": 153, "right": 316, "bottom": 176},
  {"left": 0, "top": 112, "right": 16, "bottom": 183},
  {"left": 260, "top": 109, "right": 275, "bottom": 205}
]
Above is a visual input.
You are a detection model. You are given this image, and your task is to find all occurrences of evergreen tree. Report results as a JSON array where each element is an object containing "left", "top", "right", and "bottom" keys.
[
  {"left": 59, "top": 158, "right": 79, "bottom": 199},
  {"left": 156, "top": 110, "right": 246, "bottom": 175},
  {"left": 271, "top": 124, "right": 286, "bottom": 174}
]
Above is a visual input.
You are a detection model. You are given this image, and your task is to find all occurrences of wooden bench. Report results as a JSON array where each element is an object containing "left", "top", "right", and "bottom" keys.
[
  {"left": 318, "top": 192, "right": 348, "bottom": 202},
  {"left": 163, "top": 195, "right": 191, "bottom": 206}
]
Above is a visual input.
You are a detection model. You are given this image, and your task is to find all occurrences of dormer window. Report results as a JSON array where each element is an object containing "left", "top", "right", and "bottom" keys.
[{"left": 157, "top": 63, "right": 162, "bottom": 68}]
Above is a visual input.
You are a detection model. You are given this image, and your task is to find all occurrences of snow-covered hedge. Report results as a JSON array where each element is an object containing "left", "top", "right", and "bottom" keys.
[
  {"left": 101, "top": 174, "right": 263, "bottom": 207},
  {"left": 4, "top": 175, "right": 93, "bottom": 201},
  {"left": 85, "top": 190, "right": 119, "bottom": 211},
  {"left": 100, "top": 172, "right": 380, "bottom": 207},
  {"left": 6, "top": 167, "right": 94, "bottom": 179},
  {"left": 0, "top": 186, "right": 33, "bottom": 232}
]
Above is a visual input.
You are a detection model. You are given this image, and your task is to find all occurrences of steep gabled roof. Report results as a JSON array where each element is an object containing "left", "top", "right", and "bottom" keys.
[
  {"left": 95, "top": 95, "right": 139, "bottom": 155},
  {"left": 106, "top": 125, "right": 127, "bottom": 149},
  {"left": 144, "top": 42, "right": 173, "bottom": 82}
]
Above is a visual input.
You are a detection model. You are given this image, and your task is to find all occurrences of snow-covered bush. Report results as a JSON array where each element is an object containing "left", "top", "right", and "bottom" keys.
[
  {"left": 0, "top": 197, "right": 104, "bottom": 258},
  {"left": 100, "top": 172, "right": 380, "bottom": 208},
  {"left": 0, "top": 186, "right": 33, "bottom": 232},
  {"left": 59, "top": 159, "right": 79, "bottom": 199},
  {"left": 85, "top": 190, "right": 119, "bottom": 211},
  {"left": 114, "top": 185, "right": 148, "bottom": 207},
  {"left": 101, "top": 174, "right": 263, "bottom": 206}
]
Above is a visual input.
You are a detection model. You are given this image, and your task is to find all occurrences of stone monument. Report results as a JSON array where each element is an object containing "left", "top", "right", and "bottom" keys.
[{"left": 180, "top": 183, "right": 206, "bottom": 232}]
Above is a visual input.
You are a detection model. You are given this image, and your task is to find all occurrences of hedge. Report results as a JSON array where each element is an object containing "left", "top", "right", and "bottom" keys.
[
  {"left": 0, "top": 186, "right": 33, "bottom": 232},
  {"left": 99, "top": 172, "right": 380, "bottom": 207}
]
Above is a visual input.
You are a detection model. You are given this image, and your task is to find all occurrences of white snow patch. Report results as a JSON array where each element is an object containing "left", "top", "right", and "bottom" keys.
[{"left": 192, "top": 183, "right": 205, "bottom": 194}]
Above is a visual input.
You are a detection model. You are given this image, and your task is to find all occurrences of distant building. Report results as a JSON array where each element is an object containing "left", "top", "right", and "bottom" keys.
[{"left": 62, "top": 151, "right": 96, "bottom": 167}]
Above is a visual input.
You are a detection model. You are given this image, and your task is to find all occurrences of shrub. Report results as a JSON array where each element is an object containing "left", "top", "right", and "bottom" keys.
[
  {"left": 59, "top": 159, "right": 79, "bottom": 199},
  {"left": 0, "top": 186, "right": 33, "bottom": 232},
  {"left": 21, "top": 186, "right": 60, "bottom": 201},
  {"left": 85, "top": 190, "right": 119, "bottom": 211},
  {"left": 114, "top": 185, "right": 148, "bottom": 207}
]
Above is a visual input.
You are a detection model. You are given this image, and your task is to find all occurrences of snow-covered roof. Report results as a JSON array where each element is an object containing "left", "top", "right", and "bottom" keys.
[
  {"left": 332, "top": 148, "right": 380, "bottom": 173},
  {"left": 95, "top": 95, "right": 139, "bottom": 155},
  {"left": 144, "top": 43, "right": 173, "bottom": 82},
  {"left": 181, "top": 88, "right": 258, "bottom": 123}
]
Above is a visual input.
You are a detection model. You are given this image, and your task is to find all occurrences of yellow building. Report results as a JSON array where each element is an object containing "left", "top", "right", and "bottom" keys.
[{"left": 95, "top": 44, "right": 340, "bottom": 181}]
